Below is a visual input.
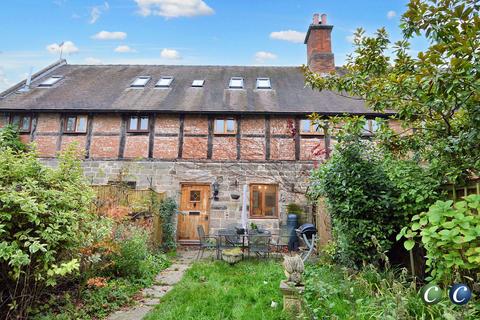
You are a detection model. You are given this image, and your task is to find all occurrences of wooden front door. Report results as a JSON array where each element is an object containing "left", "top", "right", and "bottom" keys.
[{"left": 178, "top": 184, "right": 211, "bottom": 242}]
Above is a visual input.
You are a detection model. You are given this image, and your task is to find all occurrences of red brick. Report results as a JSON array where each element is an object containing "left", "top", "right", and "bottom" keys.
[
  {"left": 0, "top": 114, "right": 8, "bottom": 128},
  {"left": 184, "top": 115, "right": 208, "bottom": 134},
  {"left": 124, "top": 135, "right": 149, "bottom": 159},
  {"left": 19, "top": 134, "right": 31, "bottom": 144},
  {"left": 270, "top": 138, "right": 295, "bottom": 160},
  {"left": 60, "top": 135, "right": 86, "bottom": 157},
  {"left": 270, "top": 117, "right": 293, "bottom": 135},
  {"left": 153, "top": 137, "right": 178, "bottom": 159},
  {"left": 300, "top": 138, "right": 326, "bottom": 160},
  {"left": 34, "top": 136, "right": 57, "bottom": 157},
  {"left": 212, "top": 137, "right": 236, "bottom": 160},
  {"left": 155, "top": 115, "right": 179, "bottom": 134},
  {"left": 36, "top": 113, "right": 60, "bottom": 133},
  {"left": 183, "top": 137, "right": 208, "bottom": 159},
  {"left": 242, "top": 116, "right": 265, "bottom": 135},
  {"left": 240, "top": 137, "right": 265, "bottom": 160},
  {"left": 93, "top": 114, "right": 121, "bottom": 133},
  {"left": 90, "top": 136, "right": 120, "bottom": 158}
]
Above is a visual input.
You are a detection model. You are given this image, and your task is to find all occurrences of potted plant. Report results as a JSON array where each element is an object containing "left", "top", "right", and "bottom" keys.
[{"left": 222, "top": 248, "right": 243, "bottom": 265}]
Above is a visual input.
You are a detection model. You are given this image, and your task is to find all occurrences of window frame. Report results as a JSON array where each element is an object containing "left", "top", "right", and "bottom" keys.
[
  {"left": 362, "top": 119, "right": 379, "bottom": 135},
  {"left": 63, "top": 115, "right": 88, "bottom": 134},
  {"left": 229, "top": 77, "right": 244, "bottom": 89},
  {"left": 214, "top": 117, "right": 237, "bottom": 135},
  {"left": 130, "top": 76, "right": 151, "bottom": 88},
  {"left": 9, "top": 114, "right": 32, "bottom": 133},
  {"left": 256, "top": 77, "right": 271, "bottom": 89},
  {"left": 155, "top": 76, "right": 174, "bottom": 88},
  {"left": 249, "top": 183, "right": 279, "bottom": 219},
  {"left": 38, "top": 76, "right": 63, "bottom": 87},
  {"left": 300, "top": 119, "right": 323, "bottom": 135},
  {"left": 127, "top": 115, "right": 150, "bottom": 133}
]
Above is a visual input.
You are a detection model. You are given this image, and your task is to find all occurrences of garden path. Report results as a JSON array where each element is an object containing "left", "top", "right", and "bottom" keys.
[{"left": 107, "top": 248, "right": 211, "bottom": 320}]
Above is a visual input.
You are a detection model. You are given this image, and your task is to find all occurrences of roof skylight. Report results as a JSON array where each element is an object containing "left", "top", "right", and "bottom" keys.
[
  {"left": 192, "top": 80, "right": 205, "bottom": 87},
  {"left": 229, "top": 77, "right": 244, "bottom": 89},
  {"left": 256, "top": 78, "right": 271, "bottom": 89},
  {"left": 38, "top": 76, "right": 63, "bottom": 87},
  {"left": 131, "top": 76, "right": 151, "bottom": 88},
  {"left": 156, "top": 76, "right": 174, "bottom": 88}
]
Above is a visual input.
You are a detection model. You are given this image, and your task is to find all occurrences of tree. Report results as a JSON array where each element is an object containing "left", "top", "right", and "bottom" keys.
[{"left": 304, "top": 0, "right": 480, "bottom": 184}]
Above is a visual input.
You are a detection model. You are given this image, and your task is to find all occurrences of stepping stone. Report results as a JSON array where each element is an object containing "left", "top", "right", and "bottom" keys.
[
  {"left": 142, "top": 285, "right": 171, "bottom": 298},
  {"left": 155, "top": 271, "right": 184, "bottom": 285},
  {"left": 107, "top": 305, "right": 152, "bottom": 320}
]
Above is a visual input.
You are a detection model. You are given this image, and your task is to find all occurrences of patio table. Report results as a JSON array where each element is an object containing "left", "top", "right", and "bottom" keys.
[{"left": 215, "top": 230, "right": 271, "bottom": 259}]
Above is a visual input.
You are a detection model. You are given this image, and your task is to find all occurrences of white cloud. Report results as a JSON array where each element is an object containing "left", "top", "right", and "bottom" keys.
[
  {"left": 387, "top": 10, "right": 397, "bottom": 19},
  {"left": 135, "top": 0, "right": 214, "bottom": 18},
  {"left": 84, "top": 57, "right": 102, "bottom": 64},
  {"left": 114, "top": 45, "right": 137, "bottom": 53},
  {"left": 269, "top": 30, "right": 306, "bottom": 43},
  {"left": 92, "top": 31, "right": 127, "bottom": 40},
  {"left": 255, "top": 51, "right": 277, "bottom": 63},
  {"left": 89, "top": 2, "right": 109, "bottom": 24},
  {"left": 160, "top": 48, "right": 181, "bottom": 59},
  {"left": 46, "top": 41, "right": 79, "bottom": 55}
]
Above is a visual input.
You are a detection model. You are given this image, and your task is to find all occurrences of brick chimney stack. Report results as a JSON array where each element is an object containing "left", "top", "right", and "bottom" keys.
[{"left": 304, "top": 13, "right": 335, "bottom": 73}]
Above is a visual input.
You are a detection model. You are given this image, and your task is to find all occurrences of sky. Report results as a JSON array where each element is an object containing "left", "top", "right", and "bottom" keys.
[{"left": 0, "top": 0, "right": 426, "bottom": 91}]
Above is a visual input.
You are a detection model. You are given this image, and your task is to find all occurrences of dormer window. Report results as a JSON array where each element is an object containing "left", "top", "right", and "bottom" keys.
[
  {"left": 156, "top": 76, "right": 174, "bottom": 88},
  {"left": 39, "top": 76, "right": 62, "bottom": 87},
  {"left": 192, "top": 80, "right": 205, "bottom": 87},
  {"left": 256, "top": 78, "right": 271, "bottom": 89},
  {"left": 10, "top": 114, "right": 32, "bottom": 133},
  {"left": 131, "top": 76, "right": 151, "bottom": 88},
  {"left": 229, "top": 77, "right": 244, "bottom": 89}
]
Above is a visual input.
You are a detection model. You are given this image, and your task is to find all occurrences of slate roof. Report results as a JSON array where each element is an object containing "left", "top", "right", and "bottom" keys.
[{"left": 0, "top": 60, "right": 388, "bottom": 116}]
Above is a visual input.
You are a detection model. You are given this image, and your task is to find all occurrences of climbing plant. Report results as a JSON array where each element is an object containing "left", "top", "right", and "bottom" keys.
[{"left": 158, "top": 197, "right": 178, "bottom": 251}]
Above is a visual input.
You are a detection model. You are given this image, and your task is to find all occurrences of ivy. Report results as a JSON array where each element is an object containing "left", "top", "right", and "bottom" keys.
[{"left": 157, "top": 197, "right": 177, "bottom": 252}]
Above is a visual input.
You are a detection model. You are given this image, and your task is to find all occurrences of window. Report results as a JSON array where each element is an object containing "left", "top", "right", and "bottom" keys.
[
  {"left": 229, "top": 77, "right": 244, "bottom": 89},
  {"left": 64, "top": 115, "right": 88, "bottom": 133},
  {"left": 256, "top": 78, "right": 271, "bottom": 89},
  {"left": 190, "top": 190, "right": 201, "bottom": 202},
  {"left": 363, "top": 119, "right": 379, "bottom": 135},
  {"left": 38, "top": 76, "right": 62, "bottom": 87},
  {"left": 128, "top": 116, "right": 149, "bottom": 132},
  {"left": 155, "top": 76, "right": 174, "bottom": 88},
  {"left": 10, "top": 114, "right": 32, "bottom": 133},
  {"left": 192, "top": 80, "right": 205, "bottom": 87},
  {"left": 130, "top": 76, "right": 151, "bottom": 88},
  {"left": 250, "top": 184, "right": 278, "bottom": 218},
  {"left": 214, "top": 118, "right": 236, "bottom": 134},
  {"left": 300, "top": 119, "right": 323, "bottom": 135}
]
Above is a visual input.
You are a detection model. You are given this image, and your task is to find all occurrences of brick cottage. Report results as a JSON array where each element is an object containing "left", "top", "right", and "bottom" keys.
[{"left": 0, "top": 14, "right": 394, "bottom": 242}]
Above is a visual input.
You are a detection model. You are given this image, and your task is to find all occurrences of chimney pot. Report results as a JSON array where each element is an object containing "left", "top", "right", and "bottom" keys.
[
  {"left": 313, "top": 13, "right": 320, "bottom": 25},
  {"left": 321, "top": 14, "right": 327, "bottom": 25}
]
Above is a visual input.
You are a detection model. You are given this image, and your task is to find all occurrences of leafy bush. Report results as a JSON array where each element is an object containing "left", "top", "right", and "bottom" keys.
[
  {"left": 0, "top": 145, "right": 96, "bottom": 318},
  {"left": 303, "top": 263, "right": 480, "bottom": 319},
  {"left": 309, "top": 120, "right": 401, "bottom": 267},
  {"left": 158, "top": 197, "right": 177, "bottom": 251},
  {"left": 0, "top": 124, "right": 26, "bottom": 152},
  {"left": 398, "top": 195, "right": 480, "bottom": 284}
]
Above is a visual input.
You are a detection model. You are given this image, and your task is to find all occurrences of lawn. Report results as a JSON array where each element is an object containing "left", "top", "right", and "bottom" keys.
[{"left": 144, "top": 259, "right": 291, "bottom": 320}]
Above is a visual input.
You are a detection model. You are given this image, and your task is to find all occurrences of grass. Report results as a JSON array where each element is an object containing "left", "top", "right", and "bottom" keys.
[
  {"left": 144, "top": 259, "right": 292, "bottom": 320},
  {"left": 303, "top": 263, "right": 480, "bottom": 320}
]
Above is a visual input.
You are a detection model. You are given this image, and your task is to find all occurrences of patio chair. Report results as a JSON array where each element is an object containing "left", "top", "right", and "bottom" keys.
[
  {"left": 196, "top": 225, "right": 217, "bottom": 260},
  {"left": 248, "top": 233, "right": 271, "bottom": 258},
  {"left": 216, "top": 229, "right": 243, "bottom": 259}
]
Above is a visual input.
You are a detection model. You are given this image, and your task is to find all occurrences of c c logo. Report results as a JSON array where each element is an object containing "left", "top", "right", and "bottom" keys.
[
  {"left": 449, "top": 284, "right": 471, "bottom": 305},
  {"left": 420, "top": 283, "right": 442, "bottom": 305}
]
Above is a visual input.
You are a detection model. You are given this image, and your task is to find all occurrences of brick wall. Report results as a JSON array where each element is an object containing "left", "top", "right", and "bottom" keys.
[{"left": 2, "top": 111, "right": 372, "bottom": 162}]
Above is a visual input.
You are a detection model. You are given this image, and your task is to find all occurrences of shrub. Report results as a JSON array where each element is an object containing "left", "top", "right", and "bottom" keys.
[
  {"left": 398, "top": 195, "right": 480, "bottom": 285},
  {"left": 0, "top": 124, "right": 26, "bottom": 152},
  {"left": 0, "top": 145, "right": 96, "bottom": 318},
  {"left": 309, "top": 122, "right": 400, "bottom": 267},
  {"left": 157, "top": 197, "right": 177, "bottom": 251}
]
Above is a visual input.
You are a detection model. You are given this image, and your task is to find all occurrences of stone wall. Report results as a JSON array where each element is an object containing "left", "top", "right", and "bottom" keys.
[{"left": 42, "top": 159, "right": 314, "bottom": 236}]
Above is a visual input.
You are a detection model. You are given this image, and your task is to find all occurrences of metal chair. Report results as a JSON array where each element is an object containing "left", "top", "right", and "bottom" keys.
[
  {"left": 196, "top": 225, "right": 217, "bottom": 260},
  {"left": 216, "top": 229, "right": 243, "bottom": 259},
  {"left": 248, "top": 233, "right": 271, "bottom": 258}
]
